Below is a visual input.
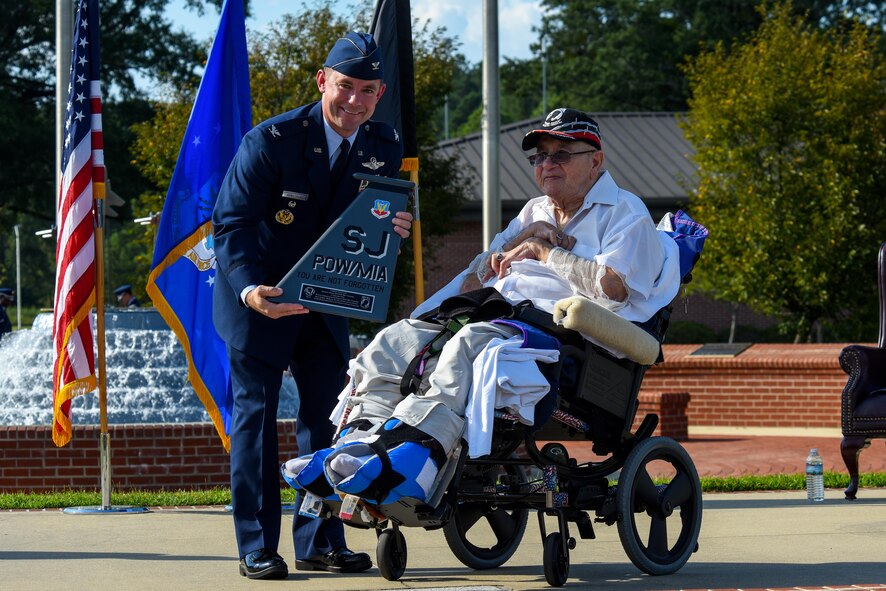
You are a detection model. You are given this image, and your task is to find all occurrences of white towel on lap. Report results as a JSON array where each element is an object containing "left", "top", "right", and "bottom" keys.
[{"left": 466, "top": 336, "right": 559, "bottom": 458}]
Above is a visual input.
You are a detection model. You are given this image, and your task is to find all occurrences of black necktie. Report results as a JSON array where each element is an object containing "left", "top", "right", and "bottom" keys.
[{"left": 329, "top": 138, "right": 350, "bottom": 196}]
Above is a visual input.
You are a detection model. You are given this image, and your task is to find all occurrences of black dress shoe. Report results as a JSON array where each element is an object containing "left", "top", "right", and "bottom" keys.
[
  {"left": 294, "top": 547, "right": 372, "bottom": 573},
  {"left": 239, "top": 548, "right": 289, "bottom": 580}
]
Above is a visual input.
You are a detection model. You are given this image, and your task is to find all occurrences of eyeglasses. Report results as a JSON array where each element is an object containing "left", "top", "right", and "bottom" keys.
[{"left": 528, "top": 149, "right": 596, "bottom": 167}]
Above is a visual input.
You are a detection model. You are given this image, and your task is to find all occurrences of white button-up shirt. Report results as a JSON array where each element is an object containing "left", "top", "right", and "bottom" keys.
[{"left": 415, "top": 171, "right": 681, "bottom": 323}]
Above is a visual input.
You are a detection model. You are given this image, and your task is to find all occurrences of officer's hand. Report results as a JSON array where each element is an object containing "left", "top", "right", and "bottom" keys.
[
  {"left": 245, "top": 286, "right": 309, "bottom": 319},
  {"left": 392, "top": 210, "right": 413, "bottom": 240}
]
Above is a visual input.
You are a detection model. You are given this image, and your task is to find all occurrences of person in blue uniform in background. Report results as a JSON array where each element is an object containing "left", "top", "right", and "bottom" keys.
[
  {"left": 114, "top": 284, "right": 141, "bottom": 308},
  {"left": 212, "top": 32, "right": 412, "bottom": 580},
  {"left": 0, "top": 287, "right": 13, "bottom": 341}
]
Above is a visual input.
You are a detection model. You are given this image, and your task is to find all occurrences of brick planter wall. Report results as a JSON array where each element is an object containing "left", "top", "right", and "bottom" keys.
[
  {"left": 644, "top": 344, "right": 847, "bottom": 432},
  {"left": 0, "top": 343, "right": 850, "bottom": 492},
  {"left": 632, "top": 391, "right": 691, "bottom": 440},
  {"left": 0, "top": 421, "right": 298, "bottom": 493}
]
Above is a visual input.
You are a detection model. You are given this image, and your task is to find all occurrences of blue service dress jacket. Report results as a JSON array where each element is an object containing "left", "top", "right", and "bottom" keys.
[{"left": 212, "top": 101, "right": 403, "bottom": 367}]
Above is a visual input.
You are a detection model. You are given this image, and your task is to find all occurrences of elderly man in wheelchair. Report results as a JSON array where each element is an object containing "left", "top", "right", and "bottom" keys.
[{"left": 283, "top": 108, "right": 707, "bottom": 585}]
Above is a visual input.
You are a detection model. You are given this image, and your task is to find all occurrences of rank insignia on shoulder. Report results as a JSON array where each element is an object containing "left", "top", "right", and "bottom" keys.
[
  {"left": 268, "top": 124, "right": 281, "bottom": 138},
  {"left": 371, "top": 199, "right": 392, "bottom": 219},
  {"left": 362, "top": 157, "right": 384, "bottom": 170},
  {"left": 394, "top": 130, "right": 399, "bottom": 142},
  {"left": 275, "top": 210, "right": 294, "bottom": 225}
]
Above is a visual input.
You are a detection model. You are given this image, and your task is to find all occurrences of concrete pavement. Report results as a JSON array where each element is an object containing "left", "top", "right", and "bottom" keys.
[{"left": 2, "top": 490, "right": 885, "bottom": 591}]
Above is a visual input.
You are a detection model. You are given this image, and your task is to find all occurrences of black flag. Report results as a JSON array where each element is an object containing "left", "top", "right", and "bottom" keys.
[{"left": 370, "top": 0, "right": 417, "bottom": 159}]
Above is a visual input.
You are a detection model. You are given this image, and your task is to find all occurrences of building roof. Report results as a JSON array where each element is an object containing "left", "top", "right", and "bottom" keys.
[{"left": 433, "top": 112, "right": 697, "bottom": 213}]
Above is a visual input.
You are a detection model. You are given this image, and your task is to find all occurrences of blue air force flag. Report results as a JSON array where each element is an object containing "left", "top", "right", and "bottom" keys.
[{"left": 146, "top": 0, "right": 252, "bottom": 450}]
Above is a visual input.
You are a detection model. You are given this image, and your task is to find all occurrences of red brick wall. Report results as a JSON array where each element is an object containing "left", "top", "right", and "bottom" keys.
[
  {"left": 0, "top": 344, "right": 849, "bottom": 492},
  {"left": 632, "top": 391, "right": 691, "bottom": 440},
  {"left": 643, "top": 344, "right": 847, "bottom": 431},
  {"left": 0, "top": 421, "right": 298, "bottom": 493}
]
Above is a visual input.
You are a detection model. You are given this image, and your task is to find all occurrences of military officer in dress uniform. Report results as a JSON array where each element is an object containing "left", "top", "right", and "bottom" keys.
[{"left": 212, "top": 32, "right": 412, "bottom": 580}]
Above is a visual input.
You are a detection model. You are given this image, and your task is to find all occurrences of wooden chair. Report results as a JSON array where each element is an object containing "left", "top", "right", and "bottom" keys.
[{"left": 840, "top": 242, "right": 886, "bottom": 499}]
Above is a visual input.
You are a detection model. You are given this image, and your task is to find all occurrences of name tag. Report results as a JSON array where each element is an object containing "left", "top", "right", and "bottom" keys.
[{"left": 282, "top": 190, "right": 309, "bottom": 201}]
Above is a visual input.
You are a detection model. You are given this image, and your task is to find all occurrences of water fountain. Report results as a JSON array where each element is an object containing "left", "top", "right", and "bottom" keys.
[{"left": 0, "top": 308, "right": 298, "bottom": 426}]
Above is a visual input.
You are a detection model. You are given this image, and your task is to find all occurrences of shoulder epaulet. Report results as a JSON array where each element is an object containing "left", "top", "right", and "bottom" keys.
[
  {"left": 363, "top": 120, "right": 401, "bottom": 145},
  {"left": 260, "top": 116, "right": 315, "bottom": 143}
]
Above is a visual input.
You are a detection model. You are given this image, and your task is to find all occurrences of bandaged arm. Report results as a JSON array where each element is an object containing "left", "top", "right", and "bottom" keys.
[
  {"left": 546, "top": 247, "right": 628, "bottom": 312},
  {"left": 469, "top": 250, "right": 494, "bottom": 284}
]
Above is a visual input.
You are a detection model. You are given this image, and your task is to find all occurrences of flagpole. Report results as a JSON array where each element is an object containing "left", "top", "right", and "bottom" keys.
[
  {"left": 483, "top": 0, "right": 501, "bottom": 249},
  {"left": 94, "top": 191, "right": 111, "bottom": 509},
  {"left": 64, "top": 188, "right": 146, "bottom": 515},
  {"left": 402, "top": 159, "right": 424, "bottom": 304}
]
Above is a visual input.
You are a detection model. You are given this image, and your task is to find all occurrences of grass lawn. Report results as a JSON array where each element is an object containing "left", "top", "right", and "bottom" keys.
[{"left": 2, "top": 472, "right": 884, "bottom": 510}]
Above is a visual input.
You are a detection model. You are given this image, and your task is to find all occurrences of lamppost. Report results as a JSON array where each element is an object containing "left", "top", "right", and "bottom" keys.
[
  {"left": 35, "top": 227, "right": 55, "bottom": 307},
  {"left": 482, "top": 0, "right": 501, "bottom": 249},
  {"left": 13, "top": 224, "right": 21, "bottom": 329},
  {"left": 541, "top": 32, "right": 547, "bottom": 116}
]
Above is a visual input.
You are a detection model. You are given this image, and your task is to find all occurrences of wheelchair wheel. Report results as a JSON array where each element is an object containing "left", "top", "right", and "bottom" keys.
[
  {"left": 542, "top": 532, "right": 569, "bottom": 587},
  {"left": 616, "top": 436, "right": 702, "bottom": 575},
  {"left": 443, "top": 465, "right": 528, "bottom": 569},
  {"left": 377, "top": 528, "right": 407, "bottom": 581}
]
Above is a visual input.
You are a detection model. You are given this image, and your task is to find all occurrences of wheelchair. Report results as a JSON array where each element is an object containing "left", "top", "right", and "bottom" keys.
[{"left": 303, "top": 300, "right": 703, "bottom": 587}]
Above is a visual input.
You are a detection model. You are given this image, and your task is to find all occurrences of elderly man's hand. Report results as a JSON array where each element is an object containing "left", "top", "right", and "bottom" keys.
[
  {"left": 502, "top": 220, "right": 575, "bottom": 253},
  {"left": 491, "top": 237, "right": 556, "bottom": 278}
]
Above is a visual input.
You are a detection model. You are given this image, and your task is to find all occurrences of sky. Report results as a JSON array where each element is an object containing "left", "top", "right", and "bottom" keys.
[{"left": 165, "top": 0, "right": 545, "bottom": 64}]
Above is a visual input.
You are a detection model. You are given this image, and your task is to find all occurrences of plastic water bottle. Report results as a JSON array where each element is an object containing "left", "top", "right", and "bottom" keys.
[{"left": 805, "top": 448, "right": 824, "bottom": 502}]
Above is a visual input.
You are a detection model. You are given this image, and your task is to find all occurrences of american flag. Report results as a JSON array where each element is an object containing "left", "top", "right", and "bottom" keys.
[{"left": 52, "top": 0, "right": 103, "bottom": 447}]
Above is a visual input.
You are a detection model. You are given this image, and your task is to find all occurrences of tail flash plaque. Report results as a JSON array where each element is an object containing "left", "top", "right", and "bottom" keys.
[{"left": 273, "top": 173, "right": 414, "bottom": 322}]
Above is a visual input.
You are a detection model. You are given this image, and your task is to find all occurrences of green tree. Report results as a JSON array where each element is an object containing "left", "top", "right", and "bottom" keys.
[
  {"left": 434, "top": 0, "right": 885, "bottom": 139},
  {"left": 536, "top": 0, "right": 884, "bottom": 113},
  {"left": 439, "top": 59, "right": 482, "bottom": 138},
  {"left": 0, "top": 0, "right": 216, "bottom": 309},
  {"left": 438, "top": 57, "right": 546, "bottom": 139},
  {"left": 130, "top": 1, "right": 469, "bottom": 330},
  {"left": 682, "top": 2, "right": 886, "bottom": 342}
]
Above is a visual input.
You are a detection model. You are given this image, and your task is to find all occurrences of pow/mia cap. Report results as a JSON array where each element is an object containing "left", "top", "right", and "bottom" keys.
[
  {"left": 522, "top": 108, "right": 603, "bottom": 151},
  {"left": 324, "top": 32, "right": 384, "bottom": 80}
]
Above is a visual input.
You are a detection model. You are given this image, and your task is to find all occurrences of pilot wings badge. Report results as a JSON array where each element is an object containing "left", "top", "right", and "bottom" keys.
[{"left": 361, "top": 157, "right": 384, "bottom": 170}]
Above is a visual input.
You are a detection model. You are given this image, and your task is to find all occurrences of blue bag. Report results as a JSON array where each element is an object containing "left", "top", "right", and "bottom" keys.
[{"left": 658, "top": 210, "right": 709, "bottom": 281}]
